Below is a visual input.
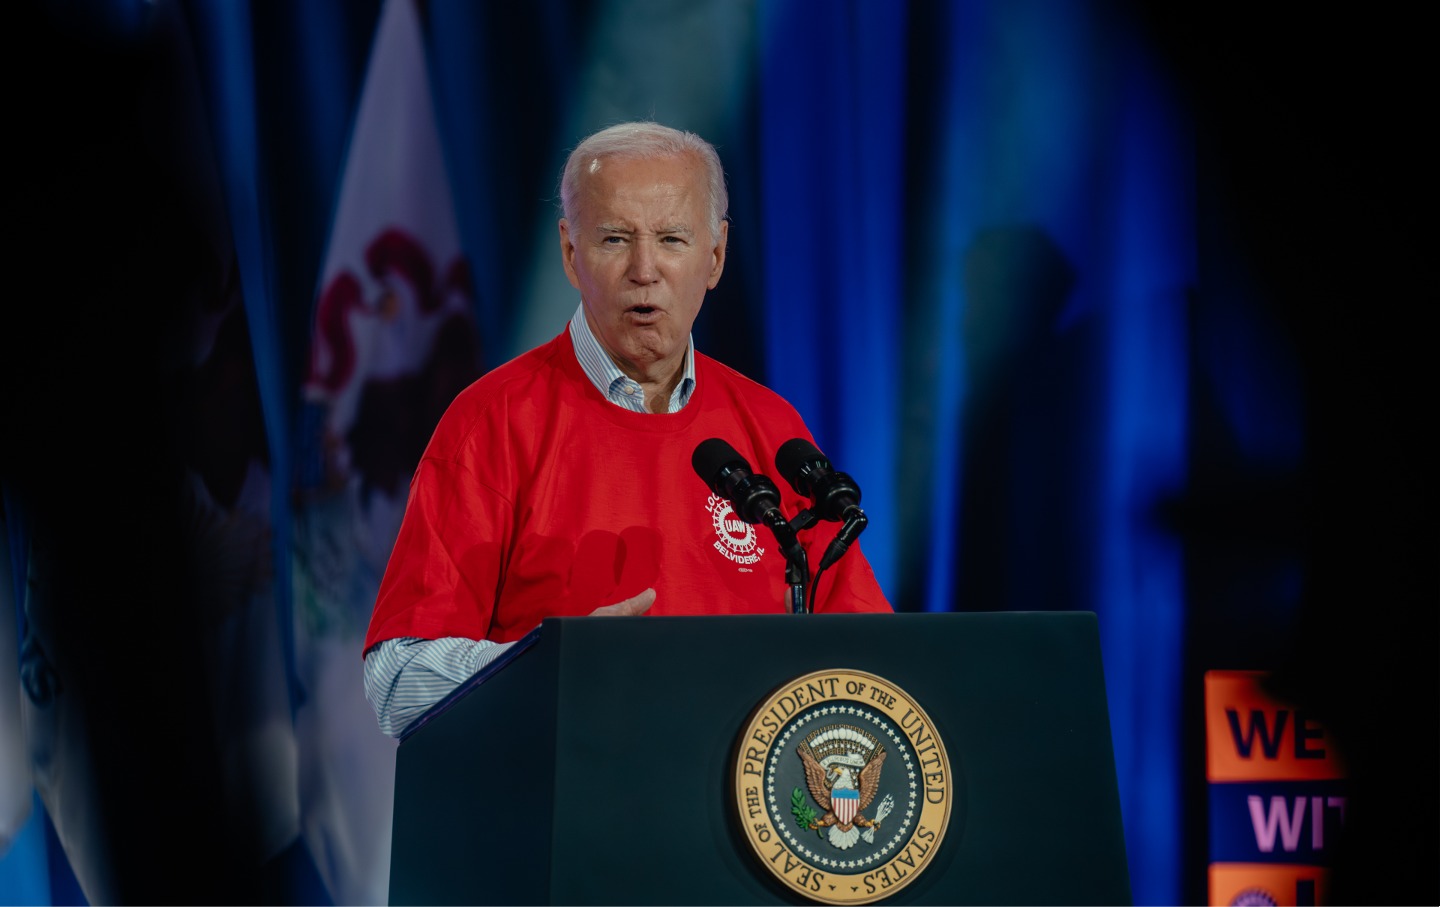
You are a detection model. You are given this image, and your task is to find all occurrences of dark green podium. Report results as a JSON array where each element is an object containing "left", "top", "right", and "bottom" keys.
[{"left": 388, "top": 612, "right": 1131, "bottom": 905}]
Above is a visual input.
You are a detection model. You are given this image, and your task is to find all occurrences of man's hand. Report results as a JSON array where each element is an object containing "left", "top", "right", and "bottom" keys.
[{"left": 589, "top": 587, "right": 656, "bottom": 617}]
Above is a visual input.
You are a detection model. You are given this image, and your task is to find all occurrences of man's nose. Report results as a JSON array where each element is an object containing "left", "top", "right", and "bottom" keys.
[{"left": 627, "top": 239, "right": 660, "bottom": 284}]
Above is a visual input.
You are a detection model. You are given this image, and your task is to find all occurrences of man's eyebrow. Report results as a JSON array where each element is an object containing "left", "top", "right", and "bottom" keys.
[{"left": 594, "top": 222, "right": 694, "bottom": 236}]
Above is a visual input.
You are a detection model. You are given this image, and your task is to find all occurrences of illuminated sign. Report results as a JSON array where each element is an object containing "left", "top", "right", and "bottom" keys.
[{"left": 1205, "top": 671, "right": 1346, "bottom": 906}]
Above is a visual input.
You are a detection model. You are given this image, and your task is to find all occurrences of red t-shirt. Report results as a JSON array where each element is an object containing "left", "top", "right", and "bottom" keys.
[{"left": 364, "top": 331, "right": 891, "bottom": 651}]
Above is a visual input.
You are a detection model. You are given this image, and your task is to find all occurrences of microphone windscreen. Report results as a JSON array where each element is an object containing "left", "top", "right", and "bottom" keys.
[
  {"left": 692, "top": 438, "right": 748, "bottom": 487},
  {"left": 774, "top": 437, "right": 823, "bottom": 488}
]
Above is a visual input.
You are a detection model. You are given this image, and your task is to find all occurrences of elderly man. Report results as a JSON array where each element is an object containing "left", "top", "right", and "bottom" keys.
[{"left": 362, "top": 121, "right": 891, "bottom": 736}]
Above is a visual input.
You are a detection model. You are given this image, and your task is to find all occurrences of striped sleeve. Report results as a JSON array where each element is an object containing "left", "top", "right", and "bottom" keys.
[{"left": 362, "top": 636, "right": 513, "bottom": 737}]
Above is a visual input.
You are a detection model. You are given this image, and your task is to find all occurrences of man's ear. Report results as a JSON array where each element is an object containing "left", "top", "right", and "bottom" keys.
[{"left": 559, "top": 218, "right": 581, "bottom": 289}]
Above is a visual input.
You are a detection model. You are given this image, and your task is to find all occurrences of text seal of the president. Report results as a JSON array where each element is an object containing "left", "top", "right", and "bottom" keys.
[{"left": 733, "top": 669, "right": 952, "bottom": 904}]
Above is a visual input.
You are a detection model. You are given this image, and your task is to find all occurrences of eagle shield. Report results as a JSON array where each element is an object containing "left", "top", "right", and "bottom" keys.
[{"left": 796, "top": 724, "right": 887, "bottom": 850}]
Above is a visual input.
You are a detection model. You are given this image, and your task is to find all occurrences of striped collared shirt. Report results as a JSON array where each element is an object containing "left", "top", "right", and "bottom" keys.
[{"left": 568, "top": 304, "right": 696, "bottom": 413}]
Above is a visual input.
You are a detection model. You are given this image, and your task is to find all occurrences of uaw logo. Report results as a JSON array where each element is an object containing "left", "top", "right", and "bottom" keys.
[
  {"left": 705, "top": 492, "right": 766, "bottom": 566},
  {"left": 734, "top": 670, "right": 953, "bottom": 905}
]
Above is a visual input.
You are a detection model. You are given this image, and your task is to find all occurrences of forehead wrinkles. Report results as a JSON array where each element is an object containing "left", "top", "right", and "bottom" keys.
[{"left": 580, "top": 175, "right": 701, "bottom": 236}]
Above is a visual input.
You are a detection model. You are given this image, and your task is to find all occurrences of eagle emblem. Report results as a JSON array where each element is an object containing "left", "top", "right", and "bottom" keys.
[{"left": 795, "top": 724, "right": 893, "bottom": 850}]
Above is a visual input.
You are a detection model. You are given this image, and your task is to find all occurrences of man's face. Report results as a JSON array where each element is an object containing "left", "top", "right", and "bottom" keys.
[{"left": 559, "top": 152, "right": 727, "bottom": 383}]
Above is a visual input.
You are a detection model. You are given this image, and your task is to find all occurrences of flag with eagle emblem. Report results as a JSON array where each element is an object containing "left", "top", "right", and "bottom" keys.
[{"left": 291, "top": 0, "right": 482, "bottom": 903}]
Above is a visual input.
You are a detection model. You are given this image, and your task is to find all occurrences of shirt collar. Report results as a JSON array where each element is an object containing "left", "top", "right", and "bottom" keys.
[{"left": 568, "top": 305, "right": 696, "bottom": 413}]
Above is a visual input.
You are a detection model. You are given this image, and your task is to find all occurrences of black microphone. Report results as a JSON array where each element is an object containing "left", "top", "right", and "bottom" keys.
[
  {"left": 692, "top": 438, "right": 806, "bottom": 566},
  {"left": 774, "top": 438, "right": 868, "bottom": 571},
  {"left": 774, "top": 438, "right": 862, "bottom": 522},
  {"left": 693, "top": 438, "right": 783, "bottom": 525}
]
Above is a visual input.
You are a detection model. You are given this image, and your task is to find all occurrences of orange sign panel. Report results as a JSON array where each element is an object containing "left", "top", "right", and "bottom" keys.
[
  {"left": 1205, "top": 671, "right": 1346, "bottom": 783},
  {"left": 1209, "top": 863, "right": 1330, "bottom": 907}
]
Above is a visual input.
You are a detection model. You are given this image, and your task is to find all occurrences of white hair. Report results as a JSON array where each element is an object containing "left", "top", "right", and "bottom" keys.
[{"left": 559, "top": 121, "right": 728, "bottom": 240}]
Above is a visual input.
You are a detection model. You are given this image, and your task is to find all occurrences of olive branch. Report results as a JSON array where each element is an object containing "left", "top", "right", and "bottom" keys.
[{"left": 790, "top": 787, "right": 823, "bottom": 837}]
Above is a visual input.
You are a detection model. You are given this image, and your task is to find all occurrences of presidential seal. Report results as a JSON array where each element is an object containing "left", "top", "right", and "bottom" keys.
[{"left": 734, "top": 669, "right": 953, "bottom": 905}]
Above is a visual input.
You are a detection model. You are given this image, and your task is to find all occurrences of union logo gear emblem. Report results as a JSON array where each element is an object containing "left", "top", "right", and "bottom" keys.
[{"left": 705, "top": 492, "right": 766, "bottom": 566}]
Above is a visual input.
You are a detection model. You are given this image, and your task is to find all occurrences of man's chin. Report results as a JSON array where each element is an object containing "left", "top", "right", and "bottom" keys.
[{"left": 613, "top": 339, "right": 683, "bottom": 373}]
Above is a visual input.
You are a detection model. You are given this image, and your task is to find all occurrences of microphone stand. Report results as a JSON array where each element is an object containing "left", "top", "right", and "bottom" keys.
[
  {"left": 769, "top": 509, "right": 819, "bottom": 614},
  {"left": 784, "top": 555, "right": 808, "bottom": 614}
]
